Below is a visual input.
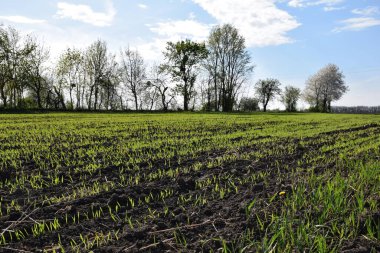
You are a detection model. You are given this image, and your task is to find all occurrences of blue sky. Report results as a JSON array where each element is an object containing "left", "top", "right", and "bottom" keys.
[{"left": 1, "top": 0, "right": 379, "bottom": 107}]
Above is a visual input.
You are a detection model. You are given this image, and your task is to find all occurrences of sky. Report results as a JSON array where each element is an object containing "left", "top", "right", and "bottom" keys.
[{"left": 0, "top": 0, "right": 379, "bottom": 108}]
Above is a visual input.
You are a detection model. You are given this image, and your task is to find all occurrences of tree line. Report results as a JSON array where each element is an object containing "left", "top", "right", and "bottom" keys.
[
  {"left": 332, "top": 106, "right": 380, "bottom": 114},
  {"left": 1, "top": 24, "right": 348, "bottom": 112}
]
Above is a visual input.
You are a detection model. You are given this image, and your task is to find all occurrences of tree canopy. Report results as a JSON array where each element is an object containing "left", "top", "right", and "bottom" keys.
[
  {"left": 205, "top": 24, "right": 254, "bottom": 112},
  {"left": 281, "top": 86, "right": 301, "bottom": 112},
  {"left": 0, "top": 24, "right": 351, "bottom": 112},
  {"left": 254, "top": 78, "right": 282, "bottom": 112},
  {"left": 303, "top": 64, "right": 347, "bottom": 112},
  {"left": 161, "top": 39, "right": 208, "bottom": 111}
]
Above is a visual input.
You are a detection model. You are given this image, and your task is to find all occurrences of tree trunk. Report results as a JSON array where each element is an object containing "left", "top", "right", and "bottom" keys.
[
  {"left": 263, "top": 98, "right": 268, "bottom": 112},
  {"left": 214, "top": 76, "right": 218, "bottom": 111},
  {"left": 88, "top": 85, "right": 94, "bottom": 110},
  {"left": 183, "top": 91, "right": 188, "bottom": 111},
  {"left": 0, "top": 87, "right": 7, "bottom": 108},
  {"left": 322, "top": 98, "right": 327, "bottom": 112},
  {"left": 183, "top": 79, "right": 189, "bottom": 111},
  {"left": 36, "top": 80, "right": 42, "bottom": 109},
  {"left": 207, "top": 86, "right": 211, "bottom": 111},
  {"left": 94, "top": 85, "right": 99, "bottom": 110},
  {"left": 161, "top": 92, "right": 167, "bottom": 111},
  {"left": 81, "top": 86, "right": 85, "bottom": 110},
  {"left": 69, "top": 88, "right": 73, "bottom": 110},
  {"left": 134, "top": 92, "right": 138, "bottom": 111}
]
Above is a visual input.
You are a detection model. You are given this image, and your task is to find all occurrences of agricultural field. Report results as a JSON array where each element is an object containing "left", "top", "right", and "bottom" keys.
[{"left": 0, "top": 112, "right": 379, "bottom": 252}]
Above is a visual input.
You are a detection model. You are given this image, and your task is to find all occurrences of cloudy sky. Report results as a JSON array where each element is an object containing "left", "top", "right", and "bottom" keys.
[{"left": 1, "top": 0, "right": 379, "bottom": 107}]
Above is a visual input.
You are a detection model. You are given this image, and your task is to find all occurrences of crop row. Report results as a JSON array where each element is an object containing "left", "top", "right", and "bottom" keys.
[{"left": 0, "top": 113, "right": 379, "bottom": 252}]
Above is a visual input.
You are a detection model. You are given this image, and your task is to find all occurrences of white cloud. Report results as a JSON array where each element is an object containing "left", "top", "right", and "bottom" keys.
[
  {"left": 32, "top": 25, "right": 102, "bottom": 60},
  {"left": 288, "top": 0, "right": 304, "bottom": 7},
  {"left": 138, "top": 19, "right": 212, "bottom": 61},
  {"left": 288, "top": 0, "right": 344, "bottom": 8},
  {"left": 352, "top": 6, "right": 380, "bottom": 16},
  {"left": 148, "top": 19, "right": 212, "bottom": 41},
  {"left": 138, "top": 4, "right": 148, "bottom": 9},
  {"left": 323, "top": 6, "right": 345, "bottom": 12},
  {"left": 139, "top": 0, "right": 301, "bottom": 61},
  {"left": 0, "top": 15, "right": 46, "bottom": 24},
  {"left": 334, "top": 6, "right": 380, "bottom": 32},
  {"left": 316, "top": 0, "right": 344, "bottom": 6},
  {"left": 133, "top": 0, "right": 304, "bottom": 61},
  {"left": 56, "top": 1, "right": 116, "bottom": 27},
  {"left": 0, "top": 22, "right": 103, "bottom": 64},
  {"left": 334, "top": 17, "right": 380, "bottom": 32},
  {"left": 135, "top": 38, "right": 167, "bottom": 61},
  {"left": 192, "top": 0, "right": 301, "bottom": 47}
]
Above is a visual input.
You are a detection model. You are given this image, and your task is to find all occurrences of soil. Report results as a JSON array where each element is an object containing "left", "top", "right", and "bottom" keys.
[{"left": 0, "top": 124, "right": 379, "bottom": 252}]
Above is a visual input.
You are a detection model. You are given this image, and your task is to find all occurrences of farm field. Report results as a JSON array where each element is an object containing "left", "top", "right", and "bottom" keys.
[{"left": 0, "top": 112, "right": 379, "bottom": 252}]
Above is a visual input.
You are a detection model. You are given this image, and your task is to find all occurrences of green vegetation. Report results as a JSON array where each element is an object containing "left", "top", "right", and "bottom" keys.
[{"left": 0, "top": 112, "right": 379, "bottom": 252}]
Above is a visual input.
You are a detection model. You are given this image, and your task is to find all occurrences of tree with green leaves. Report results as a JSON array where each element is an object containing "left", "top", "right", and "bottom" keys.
[
  {"left": 239, "top": 97, "right": 259, "bottom": 112},
  {"left": 254, "top": 78, "right": 282, "bottom": 112},
  {"left": 281, "top": 85, "right": 301, "bottom": 112},
  {"left": 162, "top": 39, "right": 208, "bottom": 111},
  {"left": 0, "top": 25, "right": 35, "bottom": 108}
]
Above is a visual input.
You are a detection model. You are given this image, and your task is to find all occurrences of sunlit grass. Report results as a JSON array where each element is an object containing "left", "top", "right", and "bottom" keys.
[{"left": 0, "top": 112, "right": 379, "bottom": 251}]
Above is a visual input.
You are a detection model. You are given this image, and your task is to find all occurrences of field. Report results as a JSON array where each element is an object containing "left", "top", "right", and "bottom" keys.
[{"left": 0, "top": 112, "right": 379, "bottom": 252}]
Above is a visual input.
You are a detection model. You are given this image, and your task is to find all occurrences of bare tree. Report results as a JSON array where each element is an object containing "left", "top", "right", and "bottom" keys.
[
  {"left": 303, "top": 74, "right": 322, "bottom": 110},
  {"left": 1, "top": 26, "right": 124, "bottom": 111},
  {"left": 85, "top": 40, "right": 109, "bottom": 110},
  {"left": 254, "top": 78, "right": 282, "bottom": 112},
  {"left": 44, "top": 71, "right": 66, "bottom": 109},
  {"left": 146, "top": 64, "right": 175, "bottom": 111},
  {"left": 56, "top": 48, "right": 83, "bottom": 109},
  {"left": 120, "top": 47, "right": 146, "bottom": 110},
  {"left": 281, "top": 85, "right": 301, "bottom": 112},
  {"left": 199, "top": 75, "right": 214, "bottom": 111},
  {"left": 206, "top": 24, "right": 254, "bottom": 112},
  {"left": 100, "top": 54, "right": 119, "bottom": 110},
  {"left": 203, "top": 42, "right": 220, "bottom": 111},
  {"left": 23, "top": 39, "right": 50, "bottom": 109}
]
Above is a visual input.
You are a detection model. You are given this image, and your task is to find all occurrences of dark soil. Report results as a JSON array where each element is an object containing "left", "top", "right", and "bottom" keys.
[{"left": 0, "top": 124, "right": 379, "bottom": 252}]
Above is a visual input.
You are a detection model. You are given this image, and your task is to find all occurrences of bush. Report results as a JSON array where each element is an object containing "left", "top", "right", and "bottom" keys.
[{"left": 239, "top": 97, "right": 259, "bottom": 112}]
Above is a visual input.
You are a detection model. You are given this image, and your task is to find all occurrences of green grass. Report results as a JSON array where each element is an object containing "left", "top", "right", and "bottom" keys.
[{"left": 0, "top": 112, "right": 379, "bottom": 252}]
